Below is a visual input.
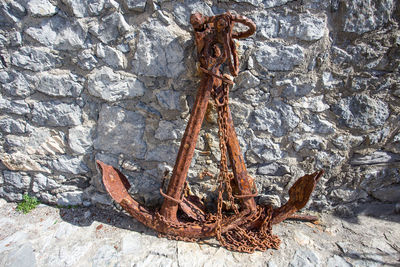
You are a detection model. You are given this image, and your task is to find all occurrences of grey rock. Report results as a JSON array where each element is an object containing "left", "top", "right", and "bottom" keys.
[
  {"left": 145, "top": 143, "right": 179, "bottom": 164},
  {"left": 255, "top": 43, "right": 304, "bottom": 71},
  {"left": 367, "top": 127, "right": 390, "bottom": 145},
  {"left": 258, "top": 163, "right": 289, "bottom": 176},
  {"left": 331, "top": 46, "right": 353, "bottom": 66},
  {"left": 253, "top": 12, "right": 326, "bottom": 41},
  {"left": 3, "top": 171, "right": 31, "bottom": 190},
  {"left": 156, "top": 90, "right": 182, "bottom": 110},
  {"left": 102, "top": 46, "right": 126, "bottom": 69},
  {"left": 32, "top": 101, "right": 82, "bottom": 127},
  {"left": 0, "top": 1, "right": 26, "bottom": 25},
  {"left": 0, "top": 96, "right": 31, "bottom": 115},
  {"left": 25, "top": 16, "right": 87, "bottom": 51},
  {"left": 10, "top": 31, "right": 22, "bottom": 46},
  {"left": 0, "top": 70, "right": 36, "bottom": 97},
  {"left": 95, "top": 152, "right": 119, "bottom": 167},
  {"left": 156, "top": 10, "right": 170, "bottom": 25},
  {"left": 300, "top": 114, "right": 335, "bottom": 134},
  {"left": 351, "top": 151, "right": 400, "bottom": 165},
  {"left": 371, "top": 185, "right": 400, "bottom": 203},
  {"left": 87, "top": 66, "right": 146, "bottom": 101},
  {"left": 155, "top": 120, "right": 183, "bottom": 141},
  {"left": 173, "top": 1, "right": 213, "bottom": 27},
  {"left": 234, "top": 70, "right": 260, "bottom": 90},
  {"left": 322, "top": 72, "right": 342, "bottom": 89},
  {"left": 326, "top": 255, "right": 352, "bottom": 267},
  {"left": 51, "top": 155, "right": 89, "bottom": 174},
  {"left": 3, "top": 243, "right": 36, "bottom": 267},
  {"left": 7, "top": 127, "right": 66, "bottom": 156},
  {"left": 0, "top": 117, "right": 27, "bottom": 134},
  {"left": 315, "top": 151, "right": 346, "bottom": 170},
  {"left": 124, "top": 0, "right": 146, "bottom": 12},
  {"left": 280, "top": 13, "right": 327, "bottom": 41},
  {"left": 27, "top": 0, "right": 58, "bottom": 17},
  {"left": 32, "top": 173, "right": 49, "bottom": 193},
  {"left": 248, "top": 136, "right": 283, "bottom": 163},
  {"left": 87, "top": 0, "right": 119, "bottom": 16},
  {"left": 264, "top": 0, "right": 293, "bottom": 8},
  {"left": 289, "top": 248, "right": 320, "bottom": 267},
  {"left": 61, "top": 0, "right": 88, "bottom": 17},
  {"left": 11, "top": 47, "right": 61, "bottom": 72},
  {"left": 332, "top": 135, "right": 364, "bottom": 150},
  {"left": 333, "top": 94, "right": 389, "bottom": 130},
  {"left": 94, "top": 105, "right": 147, "bottom": 158},
  {"left": 89, "top": 12, "right": 130, "bottom": 44},
  {"left": 68, "top": 124, "right": 94, "bottom": 154},
  {"left": 292, "top": 95, "right": 329, "bottom": 112},
  {"left": 251, "top": 11, "right": 278, "bottom": 39},
  {"left": 251, "top": 100, "right": 300, "bottom": 137},
  {"left": 277, "top": 77, "right": 315, "bottom": 99},
  {"left": 232, "top": 0, "right": 263, "bottom": 6},
  {"left": 36, "top": 71, "right": 83, "bottom": 97},
  {"left": 77, "top": 49, "right": 98, "bottom": 71},
  {"left": 360, "top": 168, "right": 399, "bottom": 193},
  {"left": 57, "top": 191, "right": 84, "bottom": 206},
  {"left": 132, "top": 19, "right": 185, "bottom": 78},
  {"left": 230, "top": 100, "right": 252, "bottom": 125},
  {"left": 343, "top": 0, "right": 394, "bottom": 34},
  {"left": 293, "top": 135, "right": 325, "bottom": 151},
  {"left": 258, "top": 194, "right": 281, "bottom": 208},
  {"left": 0, "top": 152, "right": 50, "bottom": 173}
]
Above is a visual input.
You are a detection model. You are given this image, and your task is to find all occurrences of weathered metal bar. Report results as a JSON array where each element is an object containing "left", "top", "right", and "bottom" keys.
[
  {"left": 225, "top": 105, "right": 257, "bottom": 211},
  {"left": 159, "top": 75, "right": 214, "bottom": 222}
]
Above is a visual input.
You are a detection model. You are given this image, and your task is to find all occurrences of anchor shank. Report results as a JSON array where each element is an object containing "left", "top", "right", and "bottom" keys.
[
  {"left": 225, "top": 105, "right": 257, "bottom": 211},
  {"left": 159, "top": 75, "right": 215, "bottom": 222}
]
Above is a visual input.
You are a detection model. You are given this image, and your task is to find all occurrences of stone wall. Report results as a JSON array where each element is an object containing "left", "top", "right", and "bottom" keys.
[{"left": 0, "top": 0, "right": 399, "bottom": 213}]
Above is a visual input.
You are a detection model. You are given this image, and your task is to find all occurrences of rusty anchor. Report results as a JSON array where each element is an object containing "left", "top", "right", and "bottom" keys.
[{"left": 96, "top": 12, "right": 324, "bottom": 253}]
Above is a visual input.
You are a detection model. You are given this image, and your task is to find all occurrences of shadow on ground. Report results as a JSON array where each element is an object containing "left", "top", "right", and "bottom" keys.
[
  {"left": 331, "top": 201, "right": 400, "bottom": 224},
  {"left": 58, "top": 204, "right": 158, "bottom": 237}
]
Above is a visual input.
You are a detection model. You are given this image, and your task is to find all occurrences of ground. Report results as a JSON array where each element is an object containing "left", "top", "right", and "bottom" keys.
[{"left": 0, "top": 199, "right": 399, "bottom": 267}]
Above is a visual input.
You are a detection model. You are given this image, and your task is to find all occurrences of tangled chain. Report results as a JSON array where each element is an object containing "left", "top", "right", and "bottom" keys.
[{"left": 212, "top": 80, "right": 281, "bottom": 253}]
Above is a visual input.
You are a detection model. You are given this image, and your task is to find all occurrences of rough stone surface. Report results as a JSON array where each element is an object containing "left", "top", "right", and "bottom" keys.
[
  {"left": 0, "top": 70, "right": 36, "bottom": 97},
  {"left": 0, "top": 202, "right": 399, "bottom": 266},
  {"left": 254, "top": 43, "right": 304, "bottom": 71},
  {"left": 50, "top": 155, "right": 89, "bottom": 175},
  {"left": 26, "top": 0, "right": 58, "bottom": 17},
  {"left": 343, "top": 0, "right": 394, "bottom": 34},
  {"left": 88, "top": 66, "right": 145, "bottom": 101},
  {"left": 251, "top": 100, "right": 300, "bottom": 137},
  {"left": 132, "top": 19, "right": 185, "bottom": 78},
  {"left": 0, "top": 117, "right": 27, "bottom": 134},
  {"left": 0, "top": 0, "right": 399, "bottom": 224},
  {"left": 32, "top": 101, "right": 82, "bottom": 127},
  {"left": 124, "top": 0, "right": 146, "bottom": 12},
  {"left": 25, "top": 15, "right": 87, "bottom": 51},
  {"left": 334, "top": 94, "right": 389, "bottom": 131},
  {"left": 0, "top": 96, "right": 31, "bottom": 115},
  {"left": 10, "top": 47, "right": 61, "bottom": 72},
  {"left": 36, "top": 71, "right": 83, "bottom": 97},
  {"left": 89, "top": 12, "right": 130, "bottom": 44},
  {"left": 94, "top": 105, "right": 146, "bottom": 158},
  {"left": 68, "top": 124, "right": 94, "bottom": 154}
]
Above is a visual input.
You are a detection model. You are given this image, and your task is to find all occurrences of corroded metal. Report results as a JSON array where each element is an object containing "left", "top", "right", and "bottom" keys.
[{"left": 96, "top": 11, "right": 324, "bottom": 253}]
